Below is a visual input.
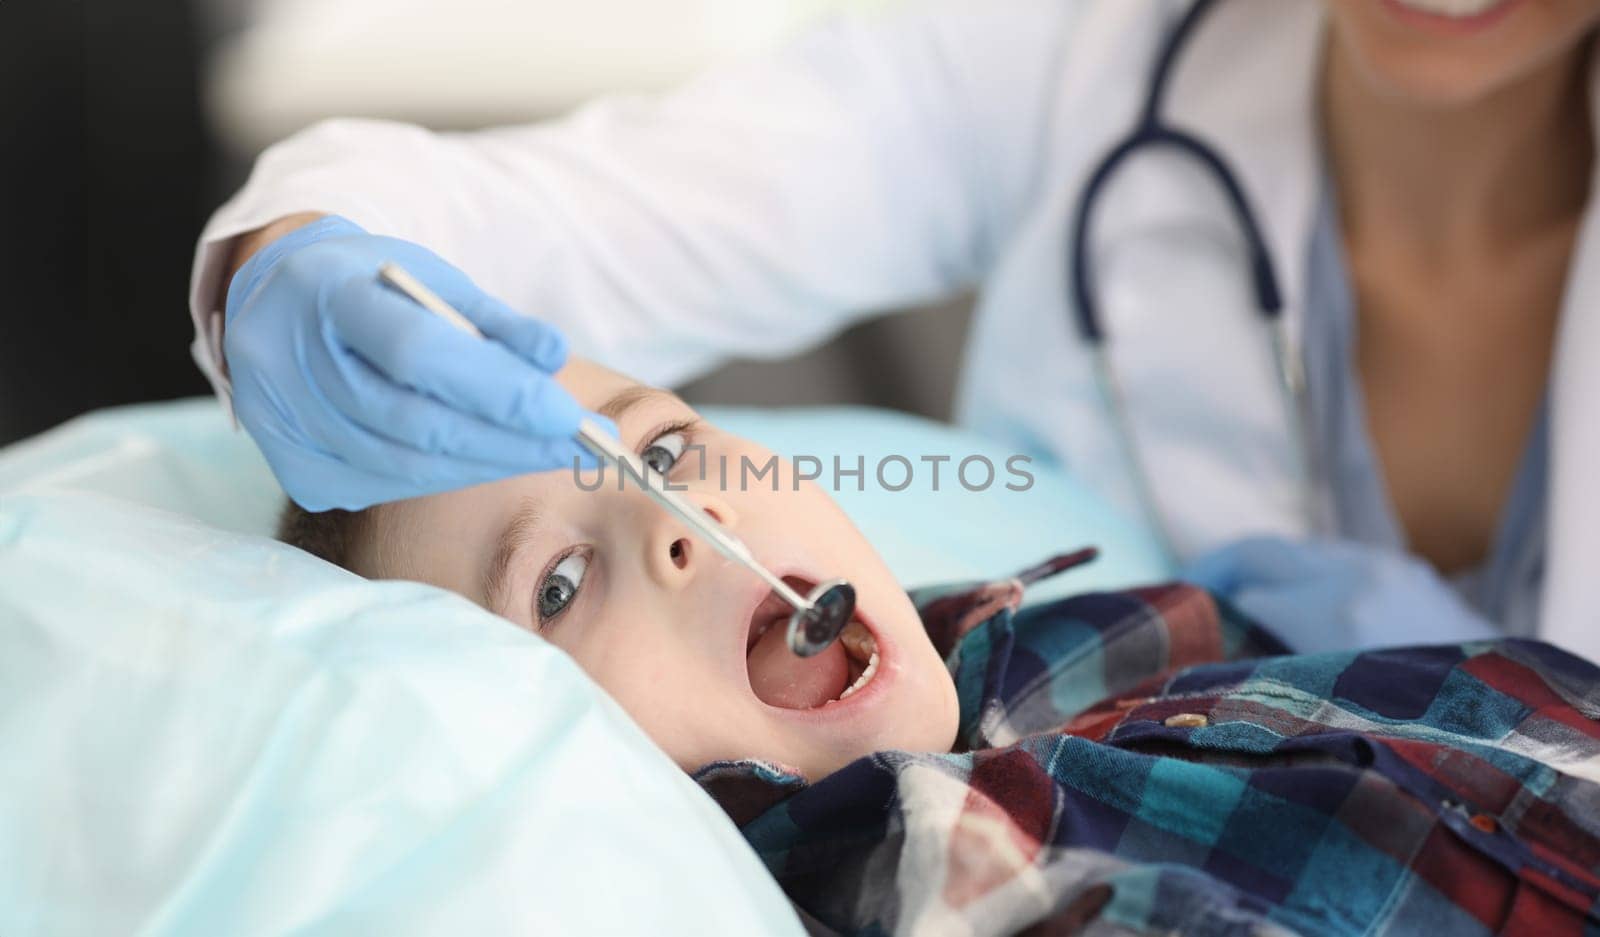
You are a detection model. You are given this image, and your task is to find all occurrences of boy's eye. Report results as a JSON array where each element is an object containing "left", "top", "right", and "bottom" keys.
[
  {"left": 641, "top": 430, "right": 688, "bottom": 475},
  {"left": 537, "top": 551, "right": 589, "bottom": 623}
]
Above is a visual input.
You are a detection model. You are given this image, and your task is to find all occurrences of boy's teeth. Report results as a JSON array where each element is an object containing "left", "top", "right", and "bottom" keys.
[
  {"left": 833, "top": 620, "right": 879, "bottom": 701},
  {"left": 840, "top": 620, "right": 876, "bottom": 661},
  {"left": 838, "top": 651, "right": 879, "bottom": 700}
]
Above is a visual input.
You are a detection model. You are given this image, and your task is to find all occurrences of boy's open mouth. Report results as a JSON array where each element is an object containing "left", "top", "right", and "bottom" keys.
[{"left": 745, "top": 576, "right": 880, "bottom": 710}]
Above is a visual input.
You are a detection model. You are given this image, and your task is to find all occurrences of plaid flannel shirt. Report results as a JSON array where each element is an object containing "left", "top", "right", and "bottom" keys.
[{"left": 694, "top": 552, "right": 1600, "bottom": 936}]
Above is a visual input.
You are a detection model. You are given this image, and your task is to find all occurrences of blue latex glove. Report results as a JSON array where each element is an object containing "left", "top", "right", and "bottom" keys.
[
  {"left": 224, "top": 216, "right": 616, "bottom": 511},
  {"left": 1182, "top": 536, "right": 1501, "bottom": 654}
]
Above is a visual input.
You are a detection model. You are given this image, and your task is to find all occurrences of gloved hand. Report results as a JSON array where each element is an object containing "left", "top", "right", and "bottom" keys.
[
  {"left": 1182, "top": 536, "right": 1501, "bottom": 654},
  {"left": 224, "top": 215, "right": 616, "bottom": 511}
]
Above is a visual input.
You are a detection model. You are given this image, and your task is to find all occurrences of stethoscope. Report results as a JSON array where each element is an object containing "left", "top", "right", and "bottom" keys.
[{"left": 1068, "top": 0, "right": 1320, "bottom": 557}]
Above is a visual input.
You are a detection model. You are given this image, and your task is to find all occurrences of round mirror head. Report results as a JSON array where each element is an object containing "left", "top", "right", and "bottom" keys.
[{"left": 786, "top": 579, "right": 856, "bottom": 658}]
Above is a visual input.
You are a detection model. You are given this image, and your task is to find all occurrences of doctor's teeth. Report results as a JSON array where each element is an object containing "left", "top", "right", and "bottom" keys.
[
  {"left": 1392, "top": 0, "right": 1504, "bottom": 18},
  {"left": 839, "top": 651, "right": 880, "bottom": 700}
]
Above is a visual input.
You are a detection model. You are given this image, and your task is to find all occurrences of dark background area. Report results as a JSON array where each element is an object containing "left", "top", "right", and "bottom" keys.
[
  {"left": 0, "top": 0, "right": 970, "bottom": 450},
  {"left": 0, "top": 0, "right": 216, "bottom": 445}
]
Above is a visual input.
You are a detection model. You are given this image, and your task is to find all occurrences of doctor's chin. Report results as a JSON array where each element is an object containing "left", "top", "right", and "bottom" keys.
[{"left": 7, "top": 0, "right": 1600, "bottom": 934}]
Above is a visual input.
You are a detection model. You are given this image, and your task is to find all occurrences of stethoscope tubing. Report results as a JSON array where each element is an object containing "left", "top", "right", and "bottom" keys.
[{"left": 1067, "top": 0, "right": 1322, "bottom": 557}]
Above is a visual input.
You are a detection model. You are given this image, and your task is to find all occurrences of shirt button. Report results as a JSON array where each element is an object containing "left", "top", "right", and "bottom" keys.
[{"left": 1164, "top": 713, "right": 1209, "bottom": 729}]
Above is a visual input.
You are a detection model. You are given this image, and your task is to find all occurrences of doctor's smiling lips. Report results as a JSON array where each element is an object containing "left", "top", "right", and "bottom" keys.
[
  {"left": 1331, "top": 0, "right": 1600, "bottom": 104},
  {"left": 1380, "top": 0, "right": 1526, "bottom": 32}
]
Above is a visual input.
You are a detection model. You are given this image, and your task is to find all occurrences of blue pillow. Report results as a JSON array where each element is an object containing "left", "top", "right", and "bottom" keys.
[{"left": 0, "top": 401, "right": 802, "bottom": 936}]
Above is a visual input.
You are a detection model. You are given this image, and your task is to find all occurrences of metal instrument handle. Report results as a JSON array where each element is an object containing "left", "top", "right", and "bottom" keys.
[{"left": 573, "top": 420, "right": 809, "bottom": 610}]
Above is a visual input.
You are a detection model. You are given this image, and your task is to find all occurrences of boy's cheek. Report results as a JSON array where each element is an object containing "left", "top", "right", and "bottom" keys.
[{"left": 610, "top": 687, "right": 726, "bottom": 769}]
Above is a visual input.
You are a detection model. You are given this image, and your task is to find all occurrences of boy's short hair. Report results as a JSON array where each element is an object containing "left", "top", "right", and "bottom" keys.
[{"left": 276, "top": 500, "right": 368, "bottom": 572}]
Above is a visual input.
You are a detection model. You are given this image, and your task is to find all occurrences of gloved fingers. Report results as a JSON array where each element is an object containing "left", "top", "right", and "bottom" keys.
[
  {"left": 1225, "top": 588, "right": 1341, "bottom": 655},
  {"left": 451, "top": 291, "right": 569, "bottom": 373},
  {"left": 331, "top": 285, "right": 588, "bottom": 436},
  {"left": 1180, "top": 547, "right": 1245, "bottom": 594},
  {"left": 365, "top": 237, "right": 566, "bottom": 367},
  {"left": 227, "top": 216, "right": 369, "bottom": 324},
  {"left": 1180, "top": 536, "right": 1318, "bottom": 594},
  {"left": 269, "top": 449, "right": 412, "bottom": 514},
  {"left": 285, "top": 408, "right": 580, "bottom": 512},
  {"left": 323, "top": 350, "right": 600, "bottom": 472},
  {"left": 235, "top": 408, "right": 390, "bottom": 513},
  {"left": 365, "top": 243, "right": 567, "bottom": 371},
  {"left": 1356, "top": 562, "right": 1503, "bottom": 645}
]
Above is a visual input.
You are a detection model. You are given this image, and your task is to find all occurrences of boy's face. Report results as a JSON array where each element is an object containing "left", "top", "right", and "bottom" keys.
[{"left": 355, "top": 359, "right": 959, "bottom": 779}]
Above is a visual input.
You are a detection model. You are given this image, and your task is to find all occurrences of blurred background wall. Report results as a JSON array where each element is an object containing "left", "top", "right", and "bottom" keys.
[
  {"left": 1, "top": 0, "right": 214, "bottom": 445},
  {"left": 0, "top": 0, "right": 972, "bottom": 447}
]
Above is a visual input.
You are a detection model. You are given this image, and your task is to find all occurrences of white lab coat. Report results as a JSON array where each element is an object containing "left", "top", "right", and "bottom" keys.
[{"left": 189, "top": 0, "right": 1600, "bottom": 657}]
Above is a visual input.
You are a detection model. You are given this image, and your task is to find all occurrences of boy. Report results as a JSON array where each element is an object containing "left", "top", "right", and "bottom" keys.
[{"left": 281, "top": 358, "right": 1600, "bottom": 936}]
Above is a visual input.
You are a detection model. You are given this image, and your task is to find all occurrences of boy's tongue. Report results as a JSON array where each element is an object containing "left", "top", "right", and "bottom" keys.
[{"left": 747, "top": 620, "right": 850, "bottom": 709}]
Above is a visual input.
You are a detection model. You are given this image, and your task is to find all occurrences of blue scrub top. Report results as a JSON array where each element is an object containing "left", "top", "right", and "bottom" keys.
[{"left": 1304, "top": 188, "right": 1548, "bottom": 636}]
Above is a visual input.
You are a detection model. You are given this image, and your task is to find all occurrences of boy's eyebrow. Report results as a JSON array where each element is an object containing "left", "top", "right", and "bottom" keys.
[
  {"left": 483, "top": 498, "right": 542, "bottom": 613},
  {"left": 597, "top": 385, "right": 678, "bottom": 423}
]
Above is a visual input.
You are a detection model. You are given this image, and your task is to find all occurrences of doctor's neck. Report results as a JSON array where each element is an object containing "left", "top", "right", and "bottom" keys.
[{"left": 1321, "top": 17, "right": 1595, "bottom": 252}]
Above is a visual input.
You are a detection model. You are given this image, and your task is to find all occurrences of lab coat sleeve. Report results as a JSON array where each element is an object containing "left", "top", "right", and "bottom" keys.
[{"left": 188, "top": 0, "right": 1079, "bottom": 403}]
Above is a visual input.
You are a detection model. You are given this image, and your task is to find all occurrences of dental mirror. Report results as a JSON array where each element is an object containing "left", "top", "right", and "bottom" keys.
[{"left": 788, "top": 579, "right": 856, "bottom": 658}]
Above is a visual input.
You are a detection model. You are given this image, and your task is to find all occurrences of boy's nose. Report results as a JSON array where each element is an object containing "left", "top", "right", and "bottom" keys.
[{"left": 644, "top": 492, "right": 739, "bottom": 589}]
